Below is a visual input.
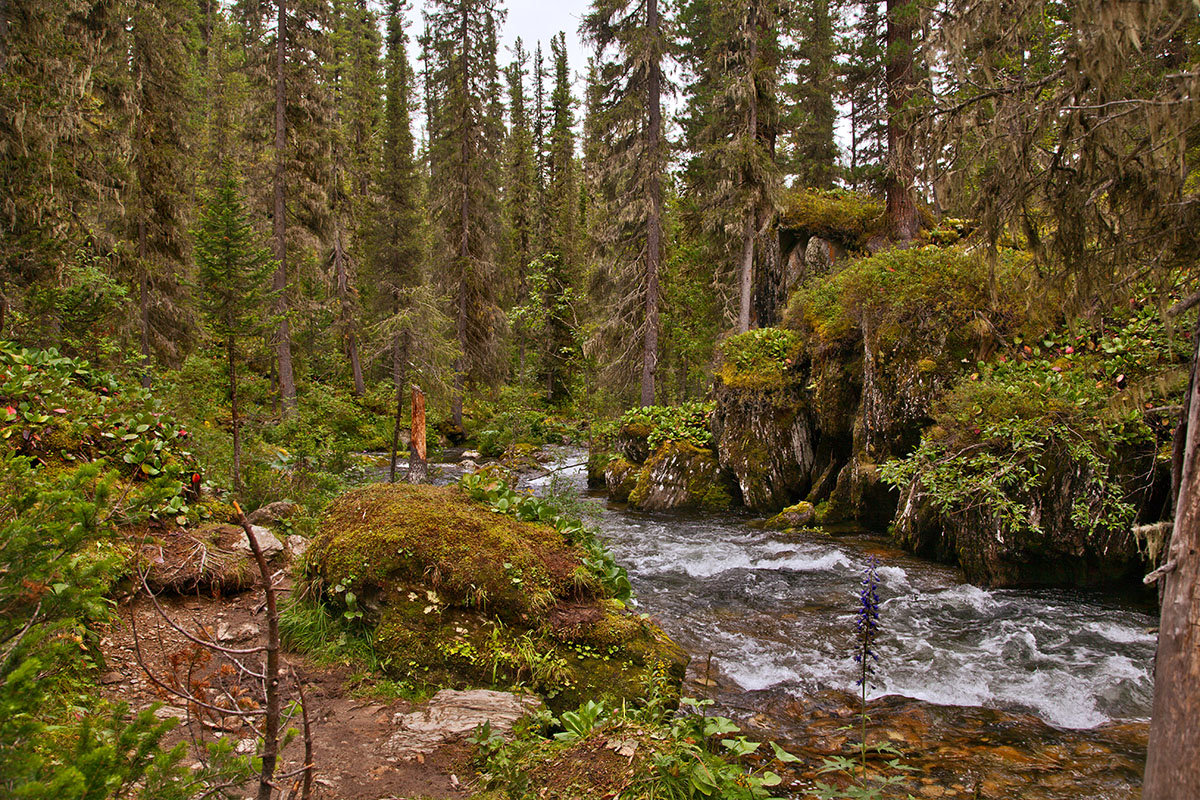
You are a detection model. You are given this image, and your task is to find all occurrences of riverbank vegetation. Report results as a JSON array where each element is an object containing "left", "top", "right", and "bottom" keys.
[{"left": 3, "top": 0, "right": 1199, "bottom": 796}]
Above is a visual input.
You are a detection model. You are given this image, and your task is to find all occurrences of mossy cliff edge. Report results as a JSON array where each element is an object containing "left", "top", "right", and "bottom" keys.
[
  {"left": 593, "top": 238, "right": 1181, "bottom": 591},
  {"left": 304, "top": 482, "right": 687, "bottom": 712}
]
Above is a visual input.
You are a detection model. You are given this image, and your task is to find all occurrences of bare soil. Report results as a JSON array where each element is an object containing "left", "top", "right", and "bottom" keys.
[{"left": 99, "top": 583, "right": 473, "bottom": 800}]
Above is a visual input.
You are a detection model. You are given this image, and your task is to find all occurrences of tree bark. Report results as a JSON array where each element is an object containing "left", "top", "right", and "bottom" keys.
[
  {"left": 641, "top": 0, "right": 663, "bottom": 407},
  {"left": 389, "top": 334, "right": 407, "bottom": 483},
  {"left": 737, "top": 2, "right": 759, "bottom": 335},
  {"left": 409, "top": 384, "right": 427, "bottom": 484},
  {"left": 273, "top": 0, "right": 297, "bottom": 411},
  {"left": 139, "top": 219, "right": 152, "bottom": 389},
  {"left": 885, "top": 0, "right": 919, "bottom": 242},
  {"left": 1145, "top": 319, "right": 1200, "bottom": 796},
  {"left": 332, "top": 223, "right": 365, "bottom": 396},
  {"left": 228, "top": 339, "right": 242, "bottom": 494}
]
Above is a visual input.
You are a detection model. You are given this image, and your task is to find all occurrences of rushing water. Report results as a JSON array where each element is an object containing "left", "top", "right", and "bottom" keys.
[
  {"left": 519, "top": 448, "right": 1156, "bottom": 797},
  {"left": 524, "top": 449, "right": 1156, "bottom": 732},
  {"left": 370, "top": 446, "right": 1154, "bottom": 795}
]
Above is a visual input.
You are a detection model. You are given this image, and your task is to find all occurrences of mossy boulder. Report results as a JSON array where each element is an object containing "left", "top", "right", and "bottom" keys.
[
  {"left": 614, "top": 421, "right": 653, "bottom": 464},
  {"left": 625, "top": 441, "right": 737, "bottom": 512},
  {"left": 767, "top": 501, "right": 816, "bottom": 530},
  {"left": 710, "top": 380, "right": 816, "bottom": 511},
  {"left": 306, "top": 483, "right": 686, "bottom": 712},
  {"left": 604, "top": 457, "right": 640, "bottom": 503},
  {"left": 586, "top": 449, "right": 611, "bottom": 490},
  {"left": 891, "top": 446, "right": 1147, "bottom": 588}
]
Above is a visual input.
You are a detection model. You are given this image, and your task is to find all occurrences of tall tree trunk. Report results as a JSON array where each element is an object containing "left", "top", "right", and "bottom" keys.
[
  {"left": 738, "top": 210, "right": 755, "bottom": 333},
  {"left": 228, "top": 339, "right": 242, "bottom": 494},
  {"left": 409, "top": 384, "right": 428, "bottom": 484},
  {"left": 737, "top": 2, "right": 759, "bottom": 335},
  {"left": 273, "top": 0, "right": 297, "bottom": 411},
  {"left": 641, "top": 0, "right": 663, "bottom": 407},
  {"left": 1145, "top": 319, "right": 1200, "bottom": 796},
  {"left": 138, "top": 217, "right": 152, "bottom": 389},
  {"left": 389, "top": 333, "right": 407, "bottom": 483},
  {"left": 885, "top": 0, "right": 919, "bottom": 241},
  {"left": 0, "top": 0, "right": 7, "bottom": 74},
  {"left": 452, "top": 9, "right": 469, "bottom": 430},
  {"left": 333, "top": 223, "right": 365, "bottom": 395}
]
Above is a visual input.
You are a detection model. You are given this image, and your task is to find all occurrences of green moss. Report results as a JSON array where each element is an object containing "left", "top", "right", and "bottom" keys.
[
  {"left": 627, "top": 468, "right": 651, "bottom": 506},
  {"left": 307, "top": 482, "right": 687, "bottom": 712},
  {"left": 779, "top": 187, "right": 885, "bottom": 248},
  {"left": 716, "top": 328, "right": 803, "bottom": 392}
]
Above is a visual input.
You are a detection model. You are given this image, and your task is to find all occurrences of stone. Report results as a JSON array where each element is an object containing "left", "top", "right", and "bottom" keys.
[
  {"left": 614, "top": 422, "right": 652, "bottom": 465},
  {"left": 245, "top": 500, "right": 300, "bottom": 527},
  {"left": 627, "top": 441, "right": 735, "bottom": 512},
  {"left": 461, "top": 450, "right": 481, "bottom": 460},
  {"left": 804, "top": 235, "right": 841, "bottom": 274},
  {"left": 767, "top": 501, "right": 816, "bottom": 529},
  {"left": 604, "top": 457, "right": 641, "bottom": 503},
  {"left": 216, "top": 622, "right": 259, "bottom": 643},
  {"left": 232, "top": 525, "right": 284, "bottom": 559},
  {"left": 711, "top": 381, "right": 815, "bottom": 511},
  {"left": 385, "top": 689, "right": 545, "bottom": 758},
  {"left": 286, "top": 534, "right": 308, "bottom": 561}
]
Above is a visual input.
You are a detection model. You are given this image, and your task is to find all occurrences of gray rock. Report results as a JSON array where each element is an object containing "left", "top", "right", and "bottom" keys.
[
  {"left": 385, "top": 689, "right": 545, "bottom": 759},
  {"left": 804, "top": 235, "right": 841, "bottom": 273},
  {"left": 286, "top": 534, "right": 308, "bottom": 561},
  {"left": 460, "top": 450, "right": 482, "bottom": 461},
  {"left": 232, "top": 525, "right": 284, "bottom": 559},
  {"left": 217, "top": 621, "right": 259, "bottom": 643},
  {"left": 246, "top": 500, "right": 300, "bottom": 527}
]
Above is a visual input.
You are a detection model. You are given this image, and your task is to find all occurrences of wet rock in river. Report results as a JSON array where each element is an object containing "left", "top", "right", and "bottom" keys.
[{"left": 626, "top": 441, "right": 736, "bottom": 512}]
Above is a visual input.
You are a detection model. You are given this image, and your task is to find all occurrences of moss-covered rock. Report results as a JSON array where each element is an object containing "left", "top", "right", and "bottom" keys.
[
  {"left": 779, "top": 187, "right": 885, "bottom": 251},
  {"left": 306, "top": 483, "right": 686, "bottom": 711},
  {"left": 710, "top": 380, "right": 815, "bottom": 512},
  {"left": 891, "top": 444, "right": 1149, "bottom": 588},
  {"left": 586, "top": 449, "right": 611, "bottom": 490},
  {"left": 604, "top": 457, "right": 640, "bottom": 503},
  {"left": 766, "top": 501, "right": 816, "bottom": 530},
  {"left": 614, "top": 422, "right": 652, "bottom": 464},
  {"left": 625, "top": 441, "right": 736, "bottom": 512}
]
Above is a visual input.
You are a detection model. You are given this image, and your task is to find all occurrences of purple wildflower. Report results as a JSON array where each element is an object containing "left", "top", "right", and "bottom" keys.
[{"left": 854, "top": 556, "right": 881, "bottom": 689}]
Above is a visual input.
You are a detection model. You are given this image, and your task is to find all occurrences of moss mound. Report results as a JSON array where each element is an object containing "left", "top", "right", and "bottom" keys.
[
  {"left": 306, "top": 483, "right": 686, "bottom": 711},
  {"left": 779, "top": 187, "right": 885, "bottom": 249},
  {"left": 716, "top": 328, "right": 803, "bottom": 392}
]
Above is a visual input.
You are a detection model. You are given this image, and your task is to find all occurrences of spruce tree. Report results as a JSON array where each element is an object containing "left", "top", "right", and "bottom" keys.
[
  {"left": 783, "top": 0, "right": 837, "bottom": 188},
  {"left": 540, "top": 32, "right": 579, "bottom": 403},
  {"left": 127, "top": 0, "right": 202, "bottom": 386},
  {"left": 424, "top": 0, "right": 506, "bottom": 428},
  {"left": 840, "top": 1, "right": 887, "bottom": 192},
  {"left": 194, "top": 169, "right": 278, "bottom": 493},
  {"left": 583, "top": 0, "right": 669, "bottom": 405},
  {"left": 884, "top": 0, "right": 919, "bottom": 240},
  {"left": 374, "top": 0, "right": 428, "bottom": 480},
  {"left": 678, "top": 0, "right": 783, "bottom": 333},
  {"left": 503, "top": 38, "right": 537, "bottom": 335}
]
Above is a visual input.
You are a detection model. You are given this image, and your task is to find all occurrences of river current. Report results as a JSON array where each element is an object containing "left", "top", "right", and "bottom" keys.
[{"left": 382, "top": 445, "right": 1154, "bottom": 796}]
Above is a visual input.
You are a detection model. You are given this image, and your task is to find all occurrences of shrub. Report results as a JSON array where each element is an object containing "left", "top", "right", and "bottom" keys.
[
  {"left": 618, "top": 402, "right": 715, "bottom": 451},
  {"left": 717, "top": 328, "right": 803, "bottom": 391}
]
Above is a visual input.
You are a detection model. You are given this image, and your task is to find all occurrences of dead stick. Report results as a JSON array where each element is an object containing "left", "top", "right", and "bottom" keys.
[{"left": 233, "top": 501, "right": 281, "bottom": 800}]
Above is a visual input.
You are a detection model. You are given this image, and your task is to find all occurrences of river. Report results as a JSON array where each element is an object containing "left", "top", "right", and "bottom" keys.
[{"left": 522, "top": 447, "right": 1154, "bottom": 799}]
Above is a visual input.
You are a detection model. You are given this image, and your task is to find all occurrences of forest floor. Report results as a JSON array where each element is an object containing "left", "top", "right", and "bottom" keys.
[{"left": 99, "top": 583, "right": 474, "bottom": 800}]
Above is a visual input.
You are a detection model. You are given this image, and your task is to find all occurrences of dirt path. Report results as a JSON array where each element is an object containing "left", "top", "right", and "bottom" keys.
[{"left": 99, "top": 587, "right": 472, "bottom": 800}]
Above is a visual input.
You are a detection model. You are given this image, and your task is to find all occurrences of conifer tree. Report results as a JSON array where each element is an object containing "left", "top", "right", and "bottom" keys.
[
  {"left": 424, "top": 0, "right": 506, "bottom": 428},
  {"left": 374, "top": 0, "right": 430, "bottom": 480},
  {"left": 583, "top": 0, "right": 669, "bottom": 405},
  {"left": 329, "top": 0, "right": 381, "bottom": 395},
  {"left": 783, "top": 0, "right": 837, "bottom": 188},
  {"left": 503, "top": 38, "right": 537, "bottom": 341},
  {"left": 884, "top": 0, "right": 919, "bottom": 239},
  {"left": 841, "top": 1, "right": 887, "bottom": 192},
  {"left": 194, "top": 169, "right": 277, "bottom": 493},
  {"left": 126, "top": 0, "right": 202, "bottom": 387},
  {"left": 539, "top": 32, "right": 579, "bottom": 403},
  {"left": 678, "top": 0, "right": 783, "bottom": 333}
]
